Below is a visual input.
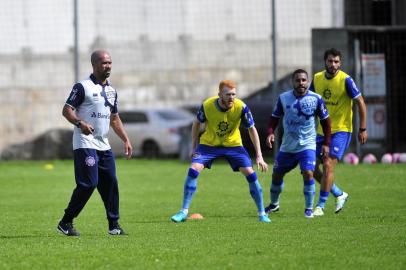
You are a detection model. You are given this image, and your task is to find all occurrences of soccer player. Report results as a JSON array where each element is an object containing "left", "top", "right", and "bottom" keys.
[
  {"left": 170, "top": 80, "right": 271, "bottom": 223},
  {"left": 309, "top": 48, "right": 368, "bottom": 216},
  {"left": 57, "top": 50, "right": 132, "bottom": 236},
  {"left": 265, "top": 69, "right": 331, "bottom": 218}
]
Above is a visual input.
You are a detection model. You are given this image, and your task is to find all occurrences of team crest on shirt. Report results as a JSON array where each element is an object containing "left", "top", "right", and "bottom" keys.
[
  {"left": 323, "top": 88, "right": 331, "bottom": 100},
  {"left": 101, "top": 87, "right": 116, "bottom": 107},
  {"left": 294, "top": 96, "right": 317, "bottom": 120},
  {"left": 85, "top": 156, "right": 96, "bottom": 167},
  {"left": 216, "top": 121, "right": 229, "bottom": 137}
]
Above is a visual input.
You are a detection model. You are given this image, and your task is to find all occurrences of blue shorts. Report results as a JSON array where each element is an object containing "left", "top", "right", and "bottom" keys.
[
  {"left": 74, "top": 148, "right": 117, "bottom": 187},
  {"left": 273, "top": 149, "right": 316, "bottom": 174},
  {"left": 191, "top": 144, "right": 252, "bottom": 172},
  {"left": 316, "top": 132, "right": 352, "bottom": 160}
]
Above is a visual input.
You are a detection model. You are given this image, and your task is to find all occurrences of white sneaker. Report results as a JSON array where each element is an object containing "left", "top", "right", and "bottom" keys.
[
  {"left": 335, "top": 192, "right": 349, "bottom": 213},
  {"left": 313, "top": 206, "right": 324, "bottom": 217}
]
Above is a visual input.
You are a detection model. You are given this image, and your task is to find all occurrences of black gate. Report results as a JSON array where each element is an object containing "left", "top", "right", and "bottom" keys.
[{"left": 312, "top": 27, "right": 406, "bottom": 154}]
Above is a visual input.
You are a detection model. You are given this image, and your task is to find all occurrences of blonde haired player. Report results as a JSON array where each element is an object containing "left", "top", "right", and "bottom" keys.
[{"left": 171, "top": 80, "right": 271, "bottom": 223}]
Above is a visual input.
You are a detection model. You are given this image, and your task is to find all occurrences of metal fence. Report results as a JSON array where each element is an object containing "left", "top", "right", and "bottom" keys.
[{"left": 1, "top": 0, "right": 340, "bottom": 155}]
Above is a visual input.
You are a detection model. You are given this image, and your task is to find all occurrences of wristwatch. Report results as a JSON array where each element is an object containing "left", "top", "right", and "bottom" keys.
[
  {"left": 359, "top": 128, "right": 367, "bottom": 132},
  {"left": 74, "top": 120, "right": 82, "bottom": 128}
]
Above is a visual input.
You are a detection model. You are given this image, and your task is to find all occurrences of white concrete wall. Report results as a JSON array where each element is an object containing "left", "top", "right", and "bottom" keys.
[{"left": 0, "top": 0, "right": 342, "bottom": 152}]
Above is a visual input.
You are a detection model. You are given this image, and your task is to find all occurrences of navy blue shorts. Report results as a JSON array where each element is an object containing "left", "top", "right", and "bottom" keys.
[
  {"left": 316, "top": 132, "right": 352, "bottom": 160},
  {"left": 74, "top": 148, "right": 117, "bottom": 187},
  {"left": 273, "top": 149, "right": 316, "bottom": 174},
  {"left": 191, "top": 144, "right": 253, "bottom": 171}
]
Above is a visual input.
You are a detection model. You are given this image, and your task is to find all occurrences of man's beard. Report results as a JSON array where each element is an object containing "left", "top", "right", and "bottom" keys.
[{"left": 326, "top": 65, "right": 338, "bottom": 75}]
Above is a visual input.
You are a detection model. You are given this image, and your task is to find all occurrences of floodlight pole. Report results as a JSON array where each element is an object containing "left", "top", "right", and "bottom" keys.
[
  {"left": 73, "top": 0, "right": 79, "bottom": 83},
  {"left": 271, "top": 0, "right": 277, "bottom": 94},
  {"left": 271, "top": 0, "right": 279, "bottom": 154},
  {"left": 354, "top": 39, "right": 362, "bottom": 157}
]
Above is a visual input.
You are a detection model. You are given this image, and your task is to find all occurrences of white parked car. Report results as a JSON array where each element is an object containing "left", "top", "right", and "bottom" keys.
[{"left": 108, "top": 108, "right": 195, "bottom": 158}]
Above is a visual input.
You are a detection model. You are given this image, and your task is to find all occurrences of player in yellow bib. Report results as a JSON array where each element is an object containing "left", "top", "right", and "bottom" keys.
[
  {"left": 170, "top": 80, "right": 271, "bottom": 223},
  {"left": 309, "top": 48, "right": 368, "bottom": 216}
]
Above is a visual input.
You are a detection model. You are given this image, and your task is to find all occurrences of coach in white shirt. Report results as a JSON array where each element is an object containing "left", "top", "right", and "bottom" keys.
[{"left": 57, "top": 50, "right": 132, "bottom": 236}]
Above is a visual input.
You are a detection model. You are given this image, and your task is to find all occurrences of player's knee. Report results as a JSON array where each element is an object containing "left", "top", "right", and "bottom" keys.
[
  {"left": 301, "top": 170, "right": 314, "bottom": 180},
  {"left": 323, "top": 156, "right": 337, "bottom": 168},
  {"left": 190, "top": 163, "right": 204, "bottom": 173},
  {"left": 272, "top": 172, "right": 284, "bottom": 185},
  {"left": 76, "top": 183, "right": 97, "bottom": 192}
]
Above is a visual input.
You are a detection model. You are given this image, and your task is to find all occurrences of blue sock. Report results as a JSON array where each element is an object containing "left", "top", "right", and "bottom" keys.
[
  {"left": 330, "top": 183, "right": 343, "bottom": 198},
  {"left": 270, "top": 180, "right": 284, "bottom": 205},
  {"left": 182, "top": 168, "right": 199, "bottom": 210},
  {"left": 303, "top": 179, "right": 316, "bottom": 209},
  {"left": 246, "top": 173, "right": 265, "bottom": 214},
  {"left": 316, "top": 191, "right": 330, "bottom": 209}
]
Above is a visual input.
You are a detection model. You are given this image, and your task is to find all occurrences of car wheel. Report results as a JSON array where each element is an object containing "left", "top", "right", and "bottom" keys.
[{"left": 142, "top": 140, "right": 160, "bottom": 158}]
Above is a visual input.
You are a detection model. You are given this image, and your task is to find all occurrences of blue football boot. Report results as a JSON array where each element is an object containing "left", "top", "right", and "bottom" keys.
[
  {"left": 171, "top": 211, "right": 188, "bottom": 223},
  {"left": 258, "top": 214, "right": 271, "bottom": 223}
]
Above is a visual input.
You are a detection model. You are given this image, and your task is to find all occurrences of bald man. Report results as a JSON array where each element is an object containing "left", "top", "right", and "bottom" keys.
[{"left": 57, "top": 50, "right": 132, "bottom": 236}]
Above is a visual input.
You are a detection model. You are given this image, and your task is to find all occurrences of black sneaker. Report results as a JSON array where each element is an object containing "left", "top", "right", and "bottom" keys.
[
  {"left": 57, "top": 221, "right": 80, "bottom": 236},
  {"left": 265, "top": 203, "right": 280, "bottom": 214},
  {"left": 108, "top": 223, "right": 126, "bottom": 235}
]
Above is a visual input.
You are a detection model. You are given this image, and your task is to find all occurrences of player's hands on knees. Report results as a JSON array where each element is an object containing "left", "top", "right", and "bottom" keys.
[
  {"left": 266, "top": 134, "right": 275, "bottom": 149},
  {"left": 256, "top": 156, "right": 268, "bottom": 172}
]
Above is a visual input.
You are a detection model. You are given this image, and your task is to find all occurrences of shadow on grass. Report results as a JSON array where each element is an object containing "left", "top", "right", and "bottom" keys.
[{"left": 0, "top": 235, "right": 56, "bottom": 239}]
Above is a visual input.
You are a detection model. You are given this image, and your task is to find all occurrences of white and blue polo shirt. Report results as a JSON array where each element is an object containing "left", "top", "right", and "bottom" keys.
[{"left": 65, "top": 74, "right": 118, "bottom": 151}]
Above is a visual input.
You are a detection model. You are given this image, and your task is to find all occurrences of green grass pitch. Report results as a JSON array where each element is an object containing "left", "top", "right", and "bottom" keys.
[{"left": 0, "top": 159, "right": 405, "bottom": 269}]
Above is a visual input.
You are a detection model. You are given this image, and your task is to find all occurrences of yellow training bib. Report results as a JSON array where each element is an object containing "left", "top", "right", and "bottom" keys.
[{"left": 199, "top": 96, "right": 244, "bottom": 147}]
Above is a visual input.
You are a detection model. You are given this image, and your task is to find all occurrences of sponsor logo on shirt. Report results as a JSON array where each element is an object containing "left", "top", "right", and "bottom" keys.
[{"left": 90, "top": 112, "right": 110, "bottom": 119}]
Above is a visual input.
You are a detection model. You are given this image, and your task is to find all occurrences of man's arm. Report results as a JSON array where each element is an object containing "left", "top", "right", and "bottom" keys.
[
  {"left": 191, "top": 120, "right": 202, "bottom": 153},
  {"left": 319, "top": 117, "right": 332, "bottom": 158},
  {"left": 266, "top": 116, "right": 279, "bottom": 149},
  {"left": 110, "top": 113, "right": 132, "bottom": 159},
  {"left": 247, "top": 126, "right": 268, "bottom": 172},
  {"left": 354, "top": 96, "right": 368, "bottom": 144},
  {"left": 62, "top": 105, "right": 94, "bottom": 135}
]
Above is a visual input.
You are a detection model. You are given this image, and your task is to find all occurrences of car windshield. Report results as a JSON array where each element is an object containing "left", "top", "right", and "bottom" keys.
[{"left": 156, "top": 110, "right": 192, "bottom": 120}]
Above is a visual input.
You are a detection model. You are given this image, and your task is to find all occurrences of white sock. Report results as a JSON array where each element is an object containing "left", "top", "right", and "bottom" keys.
[{"left": 258, "top": 211, "right": 266, "bottom": 216}]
